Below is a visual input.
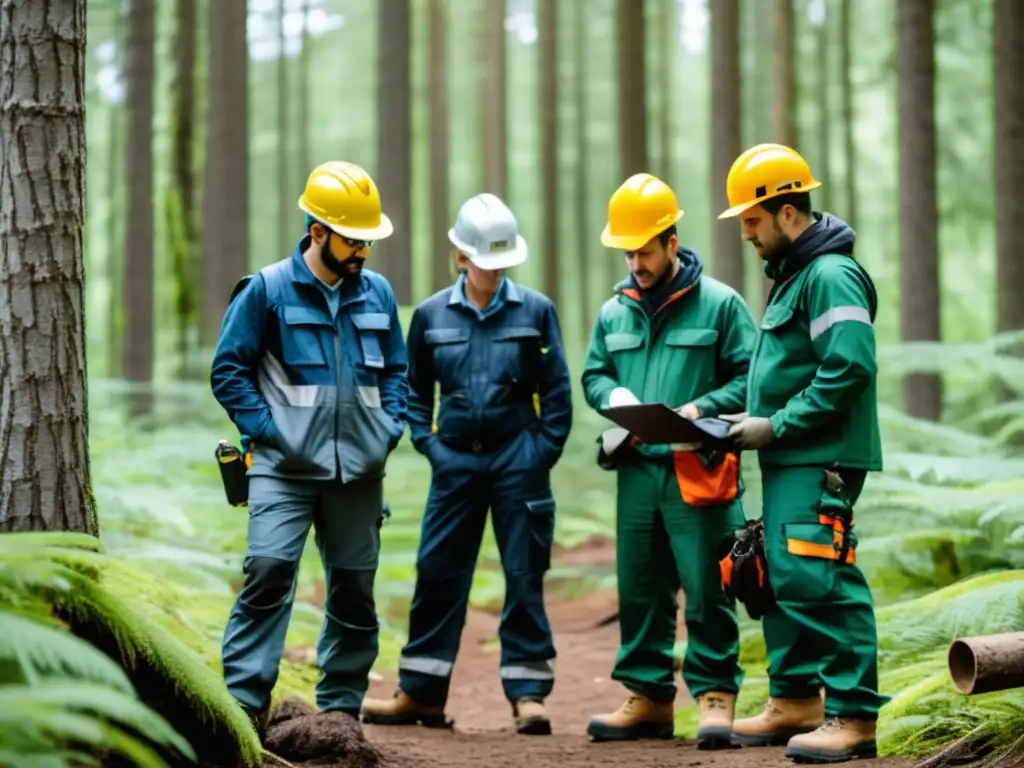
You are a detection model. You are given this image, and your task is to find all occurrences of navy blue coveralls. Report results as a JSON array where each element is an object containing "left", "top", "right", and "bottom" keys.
[
  {"left": 210, "top": 239, "right": 408, "bottom": 717},
  {"left": 396, "top": 273, "right": 572, "bottom": 706}
]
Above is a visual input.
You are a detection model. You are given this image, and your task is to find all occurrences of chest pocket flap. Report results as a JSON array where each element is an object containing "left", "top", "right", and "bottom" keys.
[
  {"left": 281, "top": 305, "right": 332, "bottom": 366},
  {"left": 760, "top": 304, "right": 796, "bottom": 332},
  {"left": 495, "top": 326, "right": 542, "bottom": 342},
  {"left": 424, "top": 327, "right": 470, "bottom": 345},
  {"left": 665, "top": 328, "right": 719, "bottom": 348},
  {"left": 351, "top": 312, "right": 391, "bottom": 369},
  {"left": 605, "top": 332, "right": 644, "bottom": 353}
]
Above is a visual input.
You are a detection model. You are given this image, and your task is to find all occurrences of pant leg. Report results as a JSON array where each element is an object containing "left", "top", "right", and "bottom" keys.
[
  {"left": 659, "top": 468, "right": 745, "bottom": 698},
  {"left": 761, "top": 465, "right": 891, "bottom": 719},
  {"left": 313, "top": 477, "right": 386, "bottom": 714},
  {"left": 221, "top": 476, "right": 316, "bottom": 713},
  {"left": 397, "top": 460, "right": 488, "bottom": 707},
  {"left": 486, "top": 460, "right": 557, "bottom": 703},
  {"left": 610, "top": 461, "right": 683, "bottom": 703}
]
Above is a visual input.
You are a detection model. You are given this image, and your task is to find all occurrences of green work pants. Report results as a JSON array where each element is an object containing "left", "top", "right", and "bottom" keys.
[
  {"left": 612, "top": 460, "right": 745, "bottom": 702},
  {"left": 760, "top": 465, "right": 891, "bottom": 719}
]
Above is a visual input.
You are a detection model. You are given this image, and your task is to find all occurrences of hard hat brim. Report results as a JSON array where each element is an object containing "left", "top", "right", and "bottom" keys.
[
  {"left": 450, "top": 229, "right": 528, "bottom": 271},
  {"left": 298, "top": 198, "right": 395, "bottom": 240},
  {"left": 717, "top": 180, "right": 822, "bottom": 220},
  {"left": 600, "top": 208, "right": 683, "bottom": 251}
]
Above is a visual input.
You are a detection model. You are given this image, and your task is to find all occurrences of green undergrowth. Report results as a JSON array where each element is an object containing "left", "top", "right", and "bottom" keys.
[{"left": 0, "top": 531, "right": 263, "bottom": 768}]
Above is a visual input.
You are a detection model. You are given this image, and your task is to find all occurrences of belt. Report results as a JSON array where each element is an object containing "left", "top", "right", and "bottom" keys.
[{"left": 442, "top": 434, "right": 514, "bottom": 454}]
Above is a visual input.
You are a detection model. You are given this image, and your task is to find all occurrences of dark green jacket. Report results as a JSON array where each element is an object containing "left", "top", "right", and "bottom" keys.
[
  {"left": 750, "top": 213, "right": 883, "bottom": 470},
  {"left": 582, "top": 247, "right": 757, "bottom": 459}
]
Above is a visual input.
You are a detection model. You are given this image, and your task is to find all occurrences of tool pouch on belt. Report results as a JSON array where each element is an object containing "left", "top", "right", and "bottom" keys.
[
  {"left": 215, "top": 439, "right": 249, "bottom": 508},
  {"left": 672, "top": 448, "right": 740, "bottom": 507},
  {"left": 717, "top": 518, "right": 776, "bottom": 620}
]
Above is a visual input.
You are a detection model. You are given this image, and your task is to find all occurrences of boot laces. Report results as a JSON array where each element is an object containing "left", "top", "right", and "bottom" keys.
[
  {"left": 820, "top": 716, "right": 844, "bottom": 731},
  {"left": 704, "top": 694, "right": 727, "bottom": 710}
]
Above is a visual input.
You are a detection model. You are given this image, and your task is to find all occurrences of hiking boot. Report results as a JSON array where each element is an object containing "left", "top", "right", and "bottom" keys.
[
  {"left": 785, "top": 717, "right": 877, "bottom": 763},
  {"left": 586, "top": 693, "right": 674, "bottom": 742},
  {"left": 731, "top": 696, "right": 824, "bottom": 746},
  {"left": 696, "top": 691, "right": 736, "bottom": 750},
  {"left": 513, "top": 698, "right": 552, "bottom": 735},
  {"left": 359, "top": 688, "right": 451, "bottom": 728}
]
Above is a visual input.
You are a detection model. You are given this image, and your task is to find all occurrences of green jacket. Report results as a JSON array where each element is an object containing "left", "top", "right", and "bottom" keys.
[
  {"left": 582, "top": 247, "right": 757, "bottom": 459},
  {"left": 750, "top": 213, "right": 883, "bottom": 470}
]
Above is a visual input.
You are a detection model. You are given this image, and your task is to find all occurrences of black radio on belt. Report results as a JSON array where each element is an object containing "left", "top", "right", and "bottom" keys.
[{"left": 215, "top": 439, "right": 249, "bottom": 508}]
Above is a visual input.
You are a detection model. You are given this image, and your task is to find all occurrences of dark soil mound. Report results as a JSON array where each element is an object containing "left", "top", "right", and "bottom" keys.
[{"left": 264, "top": 697, "right": 383, "bottom": 768}]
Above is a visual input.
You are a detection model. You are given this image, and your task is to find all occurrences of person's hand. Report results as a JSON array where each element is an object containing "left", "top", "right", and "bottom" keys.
[
  {"left": 726, "top": 415, "right": 776, "bottom": 450},
  {"left": 676, "top": 403, "right": 701, "bottom": 420}
]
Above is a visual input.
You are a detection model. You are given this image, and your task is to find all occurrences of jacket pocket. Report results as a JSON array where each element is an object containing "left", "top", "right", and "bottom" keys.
[
  {"left": 351, "top": 312, "right": 391, "bottom": 370},
  {"left": 280, "top": 305, "right": 333, "bottom": 367},
  {"left": 525, "top": 497, "right": 556, "bottom": 573},
  {"left": 494, "top": 325, "right": 542, "bottom": 385},
  {"left": 672, "top": 450, "right": 738, "bottom": 507},
  {"left": 341, "top": 370, "right": 403, "bottom": 479}
]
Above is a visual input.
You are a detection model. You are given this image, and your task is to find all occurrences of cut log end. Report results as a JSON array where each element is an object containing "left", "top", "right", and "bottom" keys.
[{"left": 947, "top": 631, "right": 1024, "bottom": 695}]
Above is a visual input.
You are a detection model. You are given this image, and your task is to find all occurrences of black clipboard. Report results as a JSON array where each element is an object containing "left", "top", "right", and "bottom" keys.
[{"left": 599, "top": 403, "right": 736, "bottom": 450}]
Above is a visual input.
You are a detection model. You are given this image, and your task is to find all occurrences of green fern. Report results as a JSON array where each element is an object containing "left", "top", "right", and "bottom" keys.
[{"left": 0, "top": 681, "right": 193, "bottom": 768}]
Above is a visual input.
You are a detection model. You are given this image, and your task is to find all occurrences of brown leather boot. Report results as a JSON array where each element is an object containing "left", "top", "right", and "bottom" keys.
[
  {"left": 586, "top": 693, "right": 675, "bottom": 742},
  {"left": 359, "top": 688, "right": 451, "bottom": 728},
  {"left": 696, "top": 691, "right": 736, "bottom": 750},
  {"left": 731, "top": 696, "right": 824, "bottom": 746},
  {"left": 785, "top": 717, "right": 877, "bottom": 763},
  {"left": 513, "top": 698, "right": 551, "bottom": 735}
]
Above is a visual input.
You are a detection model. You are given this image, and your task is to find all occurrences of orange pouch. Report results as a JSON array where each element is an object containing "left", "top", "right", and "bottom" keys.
[{"left": 672, "top": 450, "right": 739, "bottom": 507}]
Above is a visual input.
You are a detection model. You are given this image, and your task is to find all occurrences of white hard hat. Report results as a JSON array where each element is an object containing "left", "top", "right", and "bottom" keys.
[{"left": 448, "top": 193, "right": 527, "bottom": 271}]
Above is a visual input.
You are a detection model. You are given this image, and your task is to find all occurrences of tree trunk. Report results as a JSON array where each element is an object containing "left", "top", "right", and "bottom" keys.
[
  {"left": 709, "top": 0, "right": 744, "bottom": 293},
  {"left": 122, "top": 0, "right": 156, "bottom": 417},
  {"left": 202, "top": 0, "right": 250, "bottom": 346},
  {"left": 0, "top": 0, "right": 98, "bottom": 535},
  {"left": 277, "top": 0, "right": 290, "bottom": 258},
  {"left": 573, "top": 0, "right": 592, "bottom": 338},
  {"left": 659, "top": 0, "right": 676, "bottom": 182},
  {"left": 539, "top": 0, "right": 560, "bottom": 305},
  {"left": 897, "top": 0, "right": 942, "bottom": 421},
  {"left": 480, "top": 0, "right": 508, "bottom": 199},
  {"left": 766, "top": 0, "right": 795, "bottom": 305},
  {"left": 428, "top": 0, "right": 451, "bottom": 293},
  {"left": 172, "top": 0, "right": 198, "bottom": 378},
  {"left": 994, "top": 0, "right": 1024, "bottom": 368},
  {"left": 376, "top": 0, "right": 412, "bottom": 304},
  {"left": 839, "top": 0, "right": 857, "bottom": 230},
  {"left": 296, "top": 0, "right": 311, "bottom": 191},
  {"left": 616, "top": 0, "right": 648, "bottom": 179},
  {"left": 815, "top": 5, "right": 831, "bottom": 212}
]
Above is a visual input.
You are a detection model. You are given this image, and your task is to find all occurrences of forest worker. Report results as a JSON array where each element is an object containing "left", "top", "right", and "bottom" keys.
[
  {"left": 360, "top": 192, "right": 573, "bottom": 736},
  {"left": 716, "top": 143, "right": 889, "bottom": 763},
  {"left": 580, "top": 173, "right": 757, "bottom": 749},
  {"left": 210, "top": 161, "right": 409, "bottom": 738}
]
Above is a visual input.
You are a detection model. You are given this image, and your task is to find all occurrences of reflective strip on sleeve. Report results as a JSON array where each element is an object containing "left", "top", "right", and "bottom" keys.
[{"left": 809, "top": 306, "right": 872, "bottom": 341}]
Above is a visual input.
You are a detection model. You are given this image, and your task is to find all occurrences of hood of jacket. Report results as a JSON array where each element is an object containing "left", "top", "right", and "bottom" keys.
[{"left": 615, "top": 245, "right": 704, "bottom": 315}]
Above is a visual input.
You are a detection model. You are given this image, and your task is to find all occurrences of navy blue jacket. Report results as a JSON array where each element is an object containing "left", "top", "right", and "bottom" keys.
[
  {"left": 210, "top": 246, "right": 409, "bottom": 483},
  {"left": 405, "top": 277, "right": 572, "bottom": 468}
]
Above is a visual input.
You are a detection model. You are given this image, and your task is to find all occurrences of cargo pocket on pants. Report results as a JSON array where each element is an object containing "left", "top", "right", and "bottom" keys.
[
  {"left": 775, "top": 521, "right": 848, "bottom": 603},
  {"left": 672, "top": 450, "right": 739, "bottom": 507},
  {"left": 525, "top": 498, "right": 555, "bottom": 573}
]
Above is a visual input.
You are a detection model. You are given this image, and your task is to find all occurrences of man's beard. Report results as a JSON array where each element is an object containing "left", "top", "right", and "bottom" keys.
[
  {"left": 321, "top": 238, "right": 364, "bottom": 277},
  {"left": 759, "top": 219, "right": 793, "bottom": 262}
]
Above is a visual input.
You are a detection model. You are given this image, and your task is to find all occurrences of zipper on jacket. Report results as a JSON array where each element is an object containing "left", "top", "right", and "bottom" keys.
[{"left": 333, "top": 329, "right": 343, "bottom": 472}]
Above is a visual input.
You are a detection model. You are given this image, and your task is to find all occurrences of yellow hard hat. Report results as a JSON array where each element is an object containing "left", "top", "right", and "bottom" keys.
[
  {"left": 601, "top": 173, "right": 683, "bottom": 251},
  {"left": 717, "top": 144, "right": 821, "bottom": 219},
  {"left": 297, "top": 161, "right": 394, "bottom": 240}
]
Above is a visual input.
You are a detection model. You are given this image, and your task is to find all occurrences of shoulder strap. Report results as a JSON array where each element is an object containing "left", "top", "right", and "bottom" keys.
[{"left": 228, "top": 258, "right": 290, "bottom": 308}]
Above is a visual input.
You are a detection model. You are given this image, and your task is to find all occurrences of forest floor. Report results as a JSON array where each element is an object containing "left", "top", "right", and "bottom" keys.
[{"left": 262, "top": 540, "right": 914, "bottom": 768}]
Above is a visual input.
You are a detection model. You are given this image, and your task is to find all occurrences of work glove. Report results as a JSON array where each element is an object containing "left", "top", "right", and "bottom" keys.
[
  {"left": 721, "top": 412, "right": 776, "bottom": 450},
  {"left": 674, "top": 403, "right": 700, "bottom": 420}
]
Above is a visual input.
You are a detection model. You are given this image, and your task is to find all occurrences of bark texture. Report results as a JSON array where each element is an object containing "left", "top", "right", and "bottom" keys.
[{"left": 0, "top": 0, "right": 97, "bottom": 534}]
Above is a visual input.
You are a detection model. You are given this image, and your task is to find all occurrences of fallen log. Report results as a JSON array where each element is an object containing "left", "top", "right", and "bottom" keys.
[{"left": 947, "top": 631, "right": 1024, "bottom": 695}]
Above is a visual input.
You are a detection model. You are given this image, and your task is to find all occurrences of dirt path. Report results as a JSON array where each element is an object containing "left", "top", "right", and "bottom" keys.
[{"left": 275, "top": 540, "right": 913, "bottom": 768}]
